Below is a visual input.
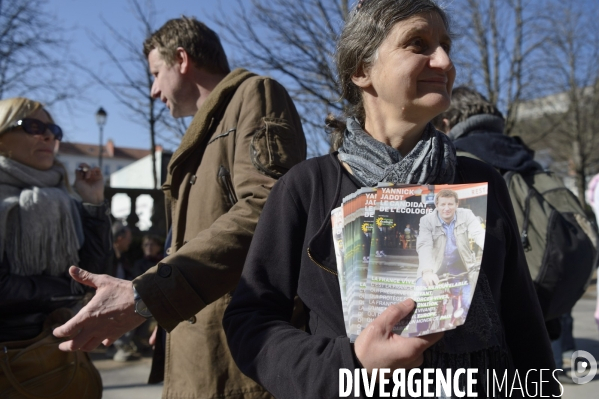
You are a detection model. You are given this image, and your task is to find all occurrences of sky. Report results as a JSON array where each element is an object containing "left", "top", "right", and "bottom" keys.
[
  {"left": 26, "top": 0, "right": 598, "bottom": 154},
  {"left": 45, "top": 0, "right": 241, "bottom": 151}
]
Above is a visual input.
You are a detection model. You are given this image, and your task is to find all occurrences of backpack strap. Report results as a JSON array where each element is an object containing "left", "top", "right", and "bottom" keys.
[{"left": 503, "top": 171, "right": 534, "bottom": 251}]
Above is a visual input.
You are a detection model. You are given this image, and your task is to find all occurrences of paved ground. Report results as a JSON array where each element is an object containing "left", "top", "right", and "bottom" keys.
[
  {"left": 558, "top": 282, "right": 599, "bottom": 398},
  {"left": 92, "top": 351, "right": 163, "bottom": 399},
  {"left": 92, "top": 281, "right": 599, "bottom": 398}
]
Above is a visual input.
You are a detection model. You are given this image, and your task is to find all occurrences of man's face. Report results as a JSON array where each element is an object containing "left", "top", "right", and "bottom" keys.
[
  {"left": 148, "top": 48, "right": 195, "bottom": 118},
  {"left": 437, "top": 196, "right": 457, "bottom": 223}
]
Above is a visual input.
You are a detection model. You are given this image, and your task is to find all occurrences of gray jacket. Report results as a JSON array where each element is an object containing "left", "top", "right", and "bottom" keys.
[{"left": 416, "top": 208, "right": 485, "bottom": 278}]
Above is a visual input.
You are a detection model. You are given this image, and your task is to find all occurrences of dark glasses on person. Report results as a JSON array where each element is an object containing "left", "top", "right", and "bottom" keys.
[{"left": 4, "top": 118, "right": 63, "bottom": 141}]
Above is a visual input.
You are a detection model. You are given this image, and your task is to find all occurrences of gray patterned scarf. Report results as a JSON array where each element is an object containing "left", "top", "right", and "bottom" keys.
[
  {"left": 0, "top": 156, "right": 84, "bottom": 276},
  {"left": 338, "top": 118, "right": 456, "bottom": 186}
]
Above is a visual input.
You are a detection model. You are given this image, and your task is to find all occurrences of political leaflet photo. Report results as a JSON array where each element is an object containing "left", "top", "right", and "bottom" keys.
[{"left": 331, "top": 183, "right": 488, "bottom": 341}]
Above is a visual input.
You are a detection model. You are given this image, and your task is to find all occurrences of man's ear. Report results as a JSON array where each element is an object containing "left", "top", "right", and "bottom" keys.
[
  {"left": 351, "top": 63, "right": 371, "bottom": 89},
  {"left": 175, "top": 47, "right": 190, "bottom": 74}
]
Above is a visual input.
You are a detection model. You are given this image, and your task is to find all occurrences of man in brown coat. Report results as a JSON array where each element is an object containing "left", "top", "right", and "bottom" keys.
[{"left": 54, "top": 16, "right": 306, "bottom": 398}]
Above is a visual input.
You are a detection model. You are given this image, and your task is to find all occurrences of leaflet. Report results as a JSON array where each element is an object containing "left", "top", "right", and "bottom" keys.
[{"left": 331, "top": 183, "right": 488, "bottom": 341}]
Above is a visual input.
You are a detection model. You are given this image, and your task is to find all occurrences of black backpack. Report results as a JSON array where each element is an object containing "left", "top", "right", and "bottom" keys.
[{"left": 504, "top": 169, "right": 598, "bottom": 321}]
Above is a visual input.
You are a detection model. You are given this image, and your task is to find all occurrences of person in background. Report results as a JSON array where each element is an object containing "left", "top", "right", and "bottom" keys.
[
  {"left": 222, "top": 1, "right": 558, "bottom": 397},
  {"left": 53, "top": 16, "right": 306, "bottom": 398},
  {"left": 434, "top": 86, "right": 588, "bottom": 383},
  {"left": 404, "top": 223, "right": 412, "bottom": 248},
  {"left": 108, "top": 220, "right": 143, "bottom": 362},
  {"left": 431, "top": 86, "right": 540, "bottom": 176},
  {"left": 133, "top": 234, "right": 164, "bottom": 275},
  {"left": 0, "top": 97, "right": 111, "bottom": 392},
  {"left": 110, "top": 220, "right": 132, "bottom": 279}
]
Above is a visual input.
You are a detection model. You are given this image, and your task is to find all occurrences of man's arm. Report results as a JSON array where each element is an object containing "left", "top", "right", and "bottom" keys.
[
  {"left": 54, "top": 77, "right": 305, "bottom": 348},
  {"left": 464, "top": 209, "right": 485, "bottom": 249}
]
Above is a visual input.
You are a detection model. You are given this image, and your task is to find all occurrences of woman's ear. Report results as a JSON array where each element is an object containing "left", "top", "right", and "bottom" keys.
[{"left": 351, "top": 63, "right": 372, "bottom": 89}]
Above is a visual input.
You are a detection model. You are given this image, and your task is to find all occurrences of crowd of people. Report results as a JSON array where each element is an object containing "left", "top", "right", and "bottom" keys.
[{"left": 1, "top": 0, "right": 598, "bottom": 398}]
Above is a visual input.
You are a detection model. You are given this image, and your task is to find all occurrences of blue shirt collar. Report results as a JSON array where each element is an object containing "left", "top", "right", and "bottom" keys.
[{"left": 437, "top": 211, "right": 456, "bottom": 227}]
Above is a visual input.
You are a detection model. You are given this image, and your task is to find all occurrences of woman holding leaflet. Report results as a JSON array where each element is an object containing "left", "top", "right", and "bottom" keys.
[{"left": 224, "top": 1, "right": 558, "bottom": 397}]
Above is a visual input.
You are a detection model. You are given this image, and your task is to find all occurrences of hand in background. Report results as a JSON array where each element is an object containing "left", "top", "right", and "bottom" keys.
[
  {"left": 53, "top": 266, "right": 145, "bottom": 351},
  {"left": 422, "top": 271, "right": 439, "bottom": 287},
  {"left": 354, "top": 299, "right": 444, "bottom": 373},
  {"left": 74, "top": 163, "right": 104, "bottom": 204}
]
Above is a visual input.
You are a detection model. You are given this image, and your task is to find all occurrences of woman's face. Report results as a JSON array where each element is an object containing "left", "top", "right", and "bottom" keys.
[
  {"left": 0, "top": 108, "right": 57, "bottom": 170},
  {"left": 355, "top": 12, "right": 455, "bottom": 124}
]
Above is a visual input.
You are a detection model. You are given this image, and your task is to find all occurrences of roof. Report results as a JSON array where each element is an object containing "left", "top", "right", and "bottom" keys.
[{"left": 58, "top": 142, "right": 151, "bottom": 160}]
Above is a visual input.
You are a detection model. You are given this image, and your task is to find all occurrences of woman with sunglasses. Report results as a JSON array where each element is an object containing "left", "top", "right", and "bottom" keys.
[
  {"left": 223, "top": 1, "right": 559, "bottom": 397},
  {"left": 0, "top": 98, "right": 111, "bottom": 346}
]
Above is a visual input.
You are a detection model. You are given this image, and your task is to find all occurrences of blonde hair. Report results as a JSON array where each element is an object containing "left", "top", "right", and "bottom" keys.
[
  {"left": 0, "top": 97, "right": 55, "bottom": 135},
  {"left": 0, "top": 97, "right": 72, "bottom": 189}
]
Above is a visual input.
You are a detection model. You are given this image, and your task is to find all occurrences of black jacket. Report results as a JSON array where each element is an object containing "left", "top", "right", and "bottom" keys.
[
  {"left": 0, "top": 202, "right": 112, "bottom": 341},
  {"left": 223, "top": 153, "right": 558, "bottom": 398}
]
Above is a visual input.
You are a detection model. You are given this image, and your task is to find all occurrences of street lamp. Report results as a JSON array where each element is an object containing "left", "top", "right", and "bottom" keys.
[{"left": 96, "top": 107, "right": 107, "bottom": 169}]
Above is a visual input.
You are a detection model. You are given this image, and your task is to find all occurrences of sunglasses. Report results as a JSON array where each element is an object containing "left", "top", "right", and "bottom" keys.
[{"left": 4, "top": 118, "right": 63, "bottom": 141}]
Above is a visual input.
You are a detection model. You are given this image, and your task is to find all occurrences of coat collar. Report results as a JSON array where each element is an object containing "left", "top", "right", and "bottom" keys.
[{"left": 163, "top": 68, "right": 257, "bottom": 199}]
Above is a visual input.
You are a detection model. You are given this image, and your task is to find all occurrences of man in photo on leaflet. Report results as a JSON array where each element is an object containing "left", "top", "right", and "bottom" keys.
[{"left": 416, "top": 189, "right": 485, "bottom": 321}]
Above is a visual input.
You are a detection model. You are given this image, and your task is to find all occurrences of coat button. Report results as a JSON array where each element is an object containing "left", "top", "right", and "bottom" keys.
[
  {"left": 187, "top": 316, "right": 197, "bottom": 324},
  {"left": 166, "top": 247, "right": 172, "bottom": 255},
  {"left": 158, "top": 265, "right": 172, "bottom": 278}
]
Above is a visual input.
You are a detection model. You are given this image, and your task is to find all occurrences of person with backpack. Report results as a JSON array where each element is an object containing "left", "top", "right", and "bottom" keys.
[{"left": 434, "top": 86, "right": 598, "bottom": 382}]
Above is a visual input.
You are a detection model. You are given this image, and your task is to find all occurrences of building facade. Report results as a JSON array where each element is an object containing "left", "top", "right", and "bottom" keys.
[{"left": 56, "top": 139, "right": 157, "bottom": 184}]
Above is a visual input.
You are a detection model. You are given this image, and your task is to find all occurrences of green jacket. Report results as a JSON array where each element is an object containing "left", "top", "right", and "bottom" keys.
[{"left": 134, "top": 69, "right": 306, "bottom": 399}]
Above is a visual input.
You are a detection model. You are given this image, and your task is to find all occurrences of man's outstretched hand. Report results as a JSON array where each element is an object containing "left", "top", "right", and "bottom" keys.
[{"left": 53, "top": 266, "right": 146, "bottom": 351}]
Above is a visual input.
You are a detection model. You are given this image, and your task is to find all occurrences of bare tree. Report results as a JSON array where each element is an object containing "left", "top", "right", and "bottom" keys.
[
  {"left": 79, "top": 0, "right": 187, "bottom": 188},
  {"left": 450, "top": 0, "right": 549, "bottom": 135},
  {"left": 0, "top": 0, "right": 76, "bottom": 104},
  {"left": 215, "top": 0, "right": 350, "bottom": 156},
  {"left": 514, "top": 0, "right": 599, "bottom": 207}
]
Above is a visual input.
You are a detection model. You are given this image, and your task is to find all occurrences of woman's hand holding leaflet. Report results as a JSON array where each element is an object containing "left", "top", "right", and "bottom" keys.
[{"left": 354, "top": 299, "right": 444, "bottom": 373}]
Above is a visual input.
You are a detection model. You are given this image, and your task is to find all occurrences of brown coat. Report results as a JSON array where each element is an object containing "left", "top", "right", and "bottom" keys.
[{"left": 134, "top": 69, "right": 306, "bottom": 399}]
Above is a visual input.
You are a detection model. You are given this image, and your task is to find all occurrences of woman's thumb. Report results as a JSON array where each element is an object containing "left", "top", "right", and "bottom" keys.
[{"left": 380, "top": 298, "right": 416, "bottom": 329}]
